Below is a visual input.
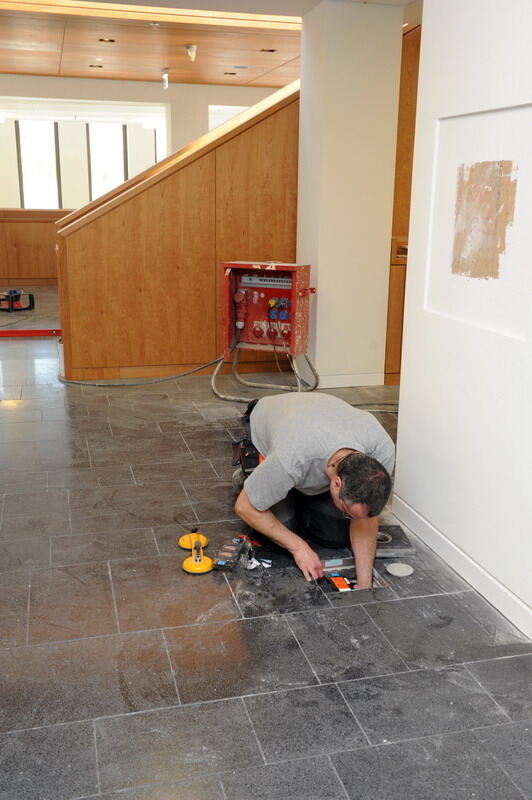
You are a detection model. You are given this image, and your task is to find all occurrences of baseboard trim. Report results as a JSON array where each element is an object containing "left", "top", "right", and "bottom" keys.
[
  {"left": 392, "top": 494, "right": 532, "bottom": 638},
  {"left": 317, "top": 372, "right": 384, "bottom": 389}
]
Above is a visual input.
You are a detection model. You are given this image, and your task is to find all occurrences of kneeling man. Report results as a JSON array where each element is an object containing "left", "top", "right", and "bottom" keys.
[{"left": 234, "top": 392, "right": 394, "bottom": 588}]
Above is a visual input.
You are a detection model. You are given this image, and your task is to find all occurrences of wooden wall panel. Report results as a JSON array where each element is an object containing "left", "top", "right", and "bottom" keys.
[
  {"left": 63, "top": 154, "right": 216, "bottom": 369},
  {"left": 385, "top": 26, "right": 421, "bottom": 384},
  {"left": 391, "top": 25, "right": 421, "bottom": 239},
  {"left": 215, "top": 100, "right": 299, "bottom": 360},
  {"left": 0, "top": 209, "right": 70, "bottom": 283}
]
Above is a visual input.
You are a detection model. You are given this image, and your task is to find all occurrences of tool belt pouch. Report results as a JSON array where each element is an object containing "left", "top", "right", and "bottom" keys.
[{"left": 231, "top": 438, "right": 260, "bottom": 475}]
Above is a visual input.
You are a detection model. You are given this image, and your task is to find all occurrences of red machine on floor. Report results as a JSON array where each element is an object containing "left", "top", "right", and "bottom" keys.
[{"left": 212, "top": 261, "right": 318, "bottom": 400}]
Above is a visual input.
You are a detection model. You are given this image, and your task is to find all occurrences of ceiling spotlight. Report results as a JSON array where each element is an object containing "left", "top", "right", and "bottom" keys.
[
  {"left": 233, "top": 65, "right": 248, "bottom": 69},
  {"left": 161, "top": 67, "right": 169, "bottom": 90},
  {"left": 98, "top": 37, "right": 115, "bottom": 42},
  {"left": 150, "top": 21, "right": 160, "bottom": 29},
  {"left": 185, "top": 44, "right": 197, "bottom": 62}
]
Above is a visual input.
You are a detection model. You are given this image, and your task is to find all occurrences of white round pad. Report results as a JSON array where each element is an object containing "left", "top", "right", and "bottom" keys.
[{"left": 385, "top": 562, "right": 414, "bottom": 577}]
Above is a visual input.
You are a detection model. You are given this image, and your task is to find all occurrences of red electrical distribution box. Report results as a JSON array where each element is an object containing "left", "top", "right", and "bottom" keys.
[{"left": 223, "top": 261, "right": 314, "bottom": 359}]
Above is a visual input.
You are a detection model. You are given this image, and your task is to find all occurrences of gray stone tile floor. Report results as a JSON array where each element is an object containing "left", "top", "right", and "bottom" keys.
[{"left": 0, "top": 321, "right": 531, "bottom": 799}]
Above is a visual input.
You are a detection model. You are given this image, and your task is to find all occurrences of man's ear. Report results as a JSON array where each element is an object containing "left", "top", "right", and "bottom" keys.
[{"left": 330, "top": 475, "right": 342, "bottom": 491}]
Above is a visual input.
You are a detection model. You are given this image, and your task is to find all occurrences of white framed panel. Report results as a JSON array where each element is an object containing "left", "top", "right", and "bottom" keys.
[
  {"left": 425, "top": 104, "right": 532, "bottom": 341},
  {"left": 126, "top": 123, "right": 156, "bottom": 179},
  {"left": 0, "top": 120, "right": 20, "bottom": 207},
  {"left": 58, "top": 121, "right": 89, "bottom": 209}
]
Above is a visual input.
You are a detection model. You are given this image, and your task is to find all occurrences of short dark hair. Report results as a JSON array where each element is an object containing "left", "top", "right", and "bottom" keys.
[{"left": 336, "top": 452, "right": 391, "bottom": 517}]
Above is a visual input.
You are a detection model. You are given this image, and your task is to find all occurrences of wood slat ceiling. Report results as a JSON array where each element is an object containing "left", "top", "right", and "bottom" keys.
[{"left": 0, "top": 8, "right": 301, "bottom": 87}]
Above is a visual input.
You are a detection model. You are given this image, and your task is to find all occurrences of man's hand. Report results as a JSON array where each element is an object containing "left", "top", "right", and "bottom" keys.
[
  {"left": 235, "top": 489, "right": 323, "bottom": 582},
  {"left": 291, "top": 541, "right": 324, "bottom": 582}
]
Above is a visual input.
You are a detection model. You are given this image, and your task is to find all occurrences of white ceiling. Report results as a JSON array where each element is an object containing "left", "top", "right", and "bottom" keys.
[{"left": 89, "top": 0, "right": 419, "bottom": 19}]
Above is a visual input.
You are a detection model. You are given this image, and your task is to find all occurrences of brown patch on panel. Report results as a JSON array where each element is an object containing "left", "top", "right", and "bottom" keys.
[{"left": 451, "top": 160, "right": 517, "bottom": 280}]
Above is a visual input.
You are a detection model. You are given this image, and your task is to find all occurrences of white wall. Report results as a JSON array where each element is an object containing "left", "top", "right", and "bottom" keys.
[
  {"left": 297, "top": 0, "right": 403, "bottom": 387},
  {"left": 394, "top": 0, "right": 532, "bottom": 635},
  {"left": 0, "top": 74, "right": 274, "bottom": 156}
]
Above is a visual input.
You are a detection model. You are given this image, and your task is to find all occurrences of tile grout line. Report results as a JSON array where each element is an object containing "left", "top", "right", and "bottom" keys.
[
  {"left": 129, "top": 464, "right": 137, "bottom": 485},
  {"left": 326, "top": 754, "right": 351, "bottom": 800},
  {"left": 0, "top": 492, "right": 5, "bottom": 534},
  {"left": 359, "top": 603, "right": 412, "bottom": 672},
  {"left": 66, "top": 487, "right": 73, "bottom": 537},
  {"left": 25, "top": 577, "right": 31, "bottom": 645},
  {"left": 85, "top": 436, "right": 93, "bottom": 469},
  {"left": 284, "top": 615, "right": 322, "bottom": 685},
  {"left": 48, "top": 536, "right": 53, "bottom": 568},
  {"left": 160, "top": 628, "right": 181, "bottom": 704},
  {"left": 151, "top": 527, "right": 161, "bottom": 555},
  {"left": 106, "top": 562, "right": 121, "bottom": 634},
  {"left": 335, "top": 681, "right": 373, "bottom": 747},
  {"left": 222, "top": 572, "right": 245, "bottom": 619},
  {"left": 462, "top": 662, "right": 514, "bottom": 722},
  {"left": 240, "top": 696, "right": 268, "bottom": 765},
  {"left": 477, "top": 742, "right": 530, "bottom": 800},
  {"left": 91, "top": 719, "right": 102, "bottom": 795}
]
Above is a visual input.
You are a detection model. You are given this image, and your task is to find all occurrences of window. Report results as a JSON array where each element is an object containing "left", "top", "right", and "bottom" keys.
[
  {"left": 18, "top": 119, "right": 58, "bottom": 208},
  {"left": 0, "top": 97, "right": 168, "bottom": 209},
  {"left": 88, "top": 122, "right": 124, "bottom": 199},
  {"left": 208, "top": 105, "right": 249, "bottom": 131}
]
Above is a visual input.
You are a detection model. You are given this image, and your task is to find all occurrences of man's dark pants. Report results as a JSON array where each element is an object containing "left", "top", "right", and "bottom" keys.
[{"left": 241, "top": 400, "right": 351, "bottom": 549}]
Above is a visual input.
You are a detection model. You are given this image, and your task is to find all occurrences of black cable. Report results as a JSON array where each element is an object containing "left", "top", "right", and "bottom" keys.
[{"left": 59, "top": 355, "right": 224, "bottom": 388}]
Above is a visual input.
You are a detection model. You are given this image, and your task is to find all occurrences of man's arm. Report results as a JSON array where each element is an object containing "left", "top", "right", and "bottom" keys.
[
  {"left": 235, "top": 489, "right": 324, "bottom": 582},
  {"left": 349, "top": 516, "right": 378, "bottom": 589}
]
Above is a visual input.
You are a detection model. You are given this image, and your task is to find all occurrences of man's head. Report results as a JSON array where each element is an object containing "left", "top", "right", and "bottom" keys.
[{"left": 329, "top": 452, "right": 391, "bottom": 519}]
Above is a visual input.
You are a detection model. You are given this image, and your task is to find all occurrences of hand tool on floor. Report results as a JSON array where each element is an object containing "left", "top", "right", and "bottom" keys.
[
  {"left": 182, "top": 538, "right": 213, "bottom": 574},
  {"left": 213, "top": 536, "right": 248, "bottom": 571},
  {"left": 174, "top": 519, "right": 209, "bottom": 550}
]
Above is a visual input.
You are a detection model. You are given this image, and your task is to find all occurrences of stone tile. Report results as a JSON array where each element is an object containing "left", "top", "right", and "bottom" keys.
[
  {"left": 0, "top": 630, "right": 178, "bottom": 731},
  {"left": 189, "top": 499, "right": 240, "bottom": 523},
  {"left": 0, "top": 720, "right": 98, "bottom": 800},
  {"left": 69, "top": 484, "right": 188, "bottom": 512},
  {"left": 0, "top": 408, "right": 42, "bottom": 423},
  {"left": 96, "top": 699, "right": 262, "bottom": 792},
  {"left": 209, "top": 457, "right": 237, "bottom": 480},
  {"left": 221, "top": 756, "right": 345, "bottom": 800},
  {"left": 165, "top": 616, "right": 317, "bottom": 703},
  {"left": 47, "top": 465, "right": 135, "bottom": 489},
  {"left": 111, "top": 555, "right": 239, "bottom": 631},
  {"left": 227, "top": 565, "right": 331, "bottom": 617},
  {"left": 0, "top": 470, "right": 47, "bottom": 493},
  {"left": 245, "top": 684, "right": 365, "bottom": 762},
  {"left": 109, "top": 420, "right": 163, "bottom": 438},
  {"left": 132, "top": 459, "right": 217, "bottom": 485},
  {"left": 379, "top": 539, "right": 471, "bottom": 597},
  {"left": 321, "top": 570, "right": 398, "bottom": 606},
  {"left": 467, "top": 654, "right": 532, "bottom": 721},
  {"left": 183, "top": 479, "right": 238, "bottom": 521},
  {"left": 331, "top": 731, "right": 523, "bottom": 800},
  {"left": 0, "top": 570, "right": 29, "bottom": 646},
  {"left": 34, "top": 437, "right": 90, "bottom": 470},
  {"left": 181, "top": 429, "right": 236, "bottom": 459},
  {"left": 157, "top": 414, "right": 228, "bottom": 432},
  {"left": 0, "top": 421, "right": 87, "bottom": 443},
  {"left": 98, "top": 776, "right": 225, "bottom": 800},
  {"left": 286, "top": 605, "right": 407, "bottom": 682},
  {"left": 0, "top": 537, "right": 50, "bottom": 572},
  {"left": 0, "top": 441, "right": 34, "bottom": 472},
  {"left": 1, "top": 489, "right": 69, "bottom": 539},
  {"left": 154, "top": 519, "right": 249, "bottom": 555},
  {"left": 88, "top": 435, "right": 191, "bottom": 467},
  {"left": 52, "top": 528, "right": 158, "bottom": 566},
  {"left": 29, "top": 563, "right": 118, "bottom": 643},
  {"left": 364, "top": 592, "right": 532, "bottom": 668},
  {"left": 474, "top": 721, "right": 532, "bottom": 798},
  {"left": 70, "top": 501, "right": 195, "bottom": 535},
  {"left": 339, "top": 666, "right": 508, "bottom": 745}
]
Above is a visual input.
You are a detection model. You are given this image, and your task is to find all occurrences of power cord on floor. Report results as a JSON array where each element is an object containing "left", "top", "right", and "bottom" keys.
[{"left": 58, "top": 356, "right": 225, "bottom": 388}]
